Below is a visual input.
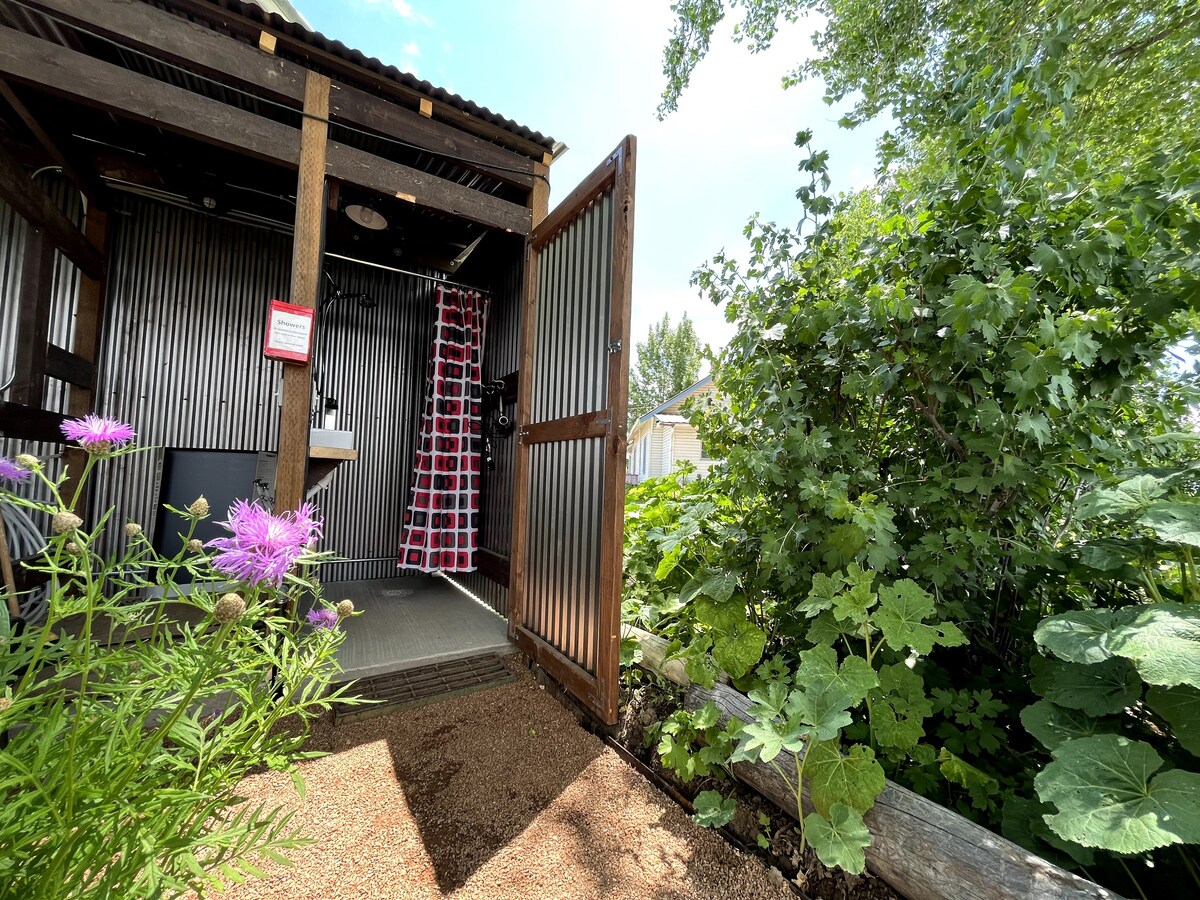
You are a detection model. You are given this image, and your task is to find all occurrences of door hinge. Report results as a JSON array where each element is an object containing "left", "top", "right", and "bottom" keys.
[{"left": 608, "top": 340, "right": 622, "bottom": 354}]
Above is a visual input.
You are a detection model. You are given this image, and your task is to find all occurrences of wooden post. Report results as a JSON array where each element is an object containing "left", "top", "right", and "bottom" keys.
[
  {"left": 10, "top": 226, "right": 55, "bottom": 408},
  {"left": 61, "top": 207, "right": 109, "bottom": 513},
  {"left": 274, "top": 71, "right": 329, "bottom": 513}
]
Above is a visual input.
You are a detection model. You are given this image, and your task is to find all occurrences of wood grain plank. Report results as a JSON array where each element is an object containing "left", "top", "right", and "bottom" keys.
[
  {"left": 44, "top": 344, "right": 94, "bottom": 389},
  {"left": 274, "top": 71, "right": 329, "bottom": 514},
  {"left": 0, "top": 141, "right": 102, "bottom": 278},
  {"left": 521, "top": 410, "right": 610, "bottom": 445},
  {"left": 594, "top": 136, "right": 637, "bottom": 725},
  {"left": 9, "top": 226, "right": 55, "bottom": 407}
]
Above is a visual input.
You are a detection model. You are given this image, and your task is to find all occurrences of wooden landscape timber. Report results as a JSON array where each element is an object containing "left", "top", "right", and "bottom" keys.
[{"left": 623, "top": 625, "right": 1122, "bottom": 900}]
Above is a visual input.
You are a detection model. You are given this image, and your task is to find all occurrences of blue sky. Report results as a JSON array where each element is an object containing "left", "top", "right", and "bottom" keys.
[{"left": 295, "top": 0, "right": 884, "bottom": 354}]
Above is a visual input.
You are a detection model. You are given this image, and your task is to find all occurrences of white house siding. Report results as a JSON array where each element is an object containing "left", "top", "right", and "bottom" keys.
[{"left": 669, "top": 425, "right": 716, "bottom": 477}]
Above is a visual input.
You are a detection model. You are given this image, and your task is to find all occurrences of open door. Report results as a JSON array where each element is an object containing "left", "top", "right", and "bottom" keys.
[{"left": 509, "top": 136, "right": 636, "bottom": 724}]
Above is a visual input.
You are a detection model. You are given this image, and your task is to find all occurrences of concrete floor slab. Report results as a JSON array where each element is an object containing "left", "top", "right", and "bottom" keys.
[{"left": 320, "top": 576, "right": 514, "bottom": 680}]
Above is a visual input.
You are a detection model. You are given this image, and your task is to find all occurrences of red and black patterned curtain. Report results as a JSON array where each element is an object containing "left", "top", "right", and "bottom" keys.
[{"left": 398, "top": 286, "right": 490, "bottom": 573}]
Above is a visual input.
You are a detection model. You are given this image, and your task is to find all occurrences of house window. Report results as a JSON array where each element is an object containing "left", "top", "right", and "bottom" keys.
[
  {"left": 639, "top": 437, "right": 649, "bottom": 474},
  {"left": 700, "top": 443, "right": 712, "bottom": 460}
]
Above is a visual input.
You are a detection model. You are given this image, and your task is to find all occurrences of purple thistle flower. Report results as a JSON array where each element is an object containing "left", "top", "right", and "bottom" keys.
[
  {"left": 206, "top": 500, "right": 322, "bottom": 587},
  {"left": 60, "top": 415, "right": 136, "bottom": 453},
  {"left": 306, "top": 607, "right": 339, "bottom": 630},
  {"left": 0, "top": 457, "right": 31, "bottom": 483}
]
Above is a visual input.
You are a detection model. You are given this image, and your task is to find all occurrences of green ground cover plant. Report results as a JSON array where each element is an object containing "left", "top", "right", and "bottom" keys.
[{"left": 0, "top": 419, "right": 359, "bottom": 899}]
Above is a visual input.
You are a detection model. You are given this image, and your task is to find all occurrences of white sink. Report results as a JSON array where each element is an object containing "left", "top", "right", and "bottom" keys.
[{"left": 309, "top": 428, "right": 354, "bottom": 449}]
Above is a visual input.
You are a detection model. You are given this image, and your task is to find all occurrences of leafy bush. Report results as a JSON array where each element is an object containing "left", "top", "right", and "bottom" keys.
[
  {"left": 625, "top": 2, "right": 1200, "bottom": 888},
  {"left": 0, "top": 424, "right": 358, "bottom": 898}
]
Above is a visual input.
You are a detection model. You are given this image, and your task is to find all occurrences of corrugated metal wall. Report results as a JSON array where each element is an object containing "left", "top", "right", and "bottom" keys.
[
  {"left": 447, "top": 248, "right": 522, "bottom": 616},
  {"left": 519, "top": 192, "right": 615, "bottom": 675},
  {"left": 1, "top": 188, "right": 487, "bottom": 582},
  {"left": 0, "top": 180, "right": 84, "bottom": 510}
]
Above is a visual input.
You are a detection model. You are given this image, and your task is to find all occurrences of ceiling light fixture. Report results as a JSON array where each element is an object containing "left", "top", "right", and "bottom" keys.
[{"left": 344, "top": 203, "right": 388, "bottom": 231}]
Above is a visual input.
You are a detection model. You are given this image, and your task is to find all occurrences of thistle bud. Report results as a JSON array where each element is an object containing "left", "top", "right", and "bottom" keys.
[
  {"left": 65, "top": 541, "right": 82, "bottom": 555},
  {"left": 0, "top": 697, "right": 10, "bottom": 713},
  {"left": 213, "top": 592, "right": 246, "bottom": 623},
  {"left": 15, "top": 454, "right": 39, "bottom": 470},
  {"left": 188, "top": 495, "right": 210, "bottom": 518},
  {"left": 124, "top": 522, "right": 143, "bottom": 537},
  {"left": 52, "top": 511, "right": 83, "bottom": 534},
  {"left": 187, "top": 538, "right": 203, "bottom": 553},
  {"left": 336, "top": 599, "right": 355, "bottom": 619}
]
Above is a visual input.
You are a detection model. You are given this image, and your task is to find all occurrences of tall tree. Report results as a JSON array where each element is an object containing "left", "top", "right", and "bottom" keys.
[{"left": 628, "top": 313, "right": 705, "bottom": 423}]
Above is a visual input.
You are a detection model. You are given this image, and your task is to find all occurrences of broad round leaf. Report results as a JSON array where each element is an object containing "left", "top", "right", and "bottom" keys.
[
  {"left": 692, "top": 790, "right": 737, "bottom": 828},
  {"left": 1140, "top": 501, "right": 1200, "bottom": 548},
  {"left": 1035, "top": 735, "right": 1200, "bottom": 853},
  {"left": 1033, "top": 609, "right": 1118, "bottom": 665},
  {"left": 796, "top": 644, "right": 879, "bottom": 707},
  {"left": 804, "top": 803, "right": 872, "bottom": 874},
  {"left": 806, "top": 739, "right": 887, "bottom": 816},
  {"left": 1029, "top": 657, "right": 1141, "bottom": 715},
  {"left": 1146, "top": 684, "right": 1200, "bottom": 757},
  {"left": 1020, "top": 699, "right": 1115, "bottom": 751},
  {"left": 1106, "top": 602, "right": 1200, "bottom": 689}
]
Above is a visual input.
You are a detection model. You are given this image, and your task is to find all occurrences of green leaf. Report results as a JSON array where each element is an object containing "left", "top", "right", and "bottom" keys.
[
  {"left": 1020, "top": 700, "right": 1114, "bottom": 751},
  {"left": 1146, "top": 684, "right": 1200, "bottom": 756},
  {"left": 712, "top": 622, "right": 767, "bottom": 679},
  {"left": 938, "top": 748, "right": 999, "bottom": 809},
  {"left": 804, "top": 803, "right": 872, "bottom": 874},
  {"left": 869, "top": 663, "right": 932, "bottom": 751},
  {"left": 1077, "top": 539, "right": 1141, "bottom": 572},
  {"left": 1035, "top": 735, "right": 1200, "bottom": 853},
  {"left": 1075, "top": 475, "right": 1168, "bottom": 520},
  {"left": 1140, "top": 501, "right": 1200, "bottom": 547},
  {"left": 806, "top": 740, "right": 886, "bottom": 816},
  {"left": 1034, "top": 609, "right": 1117, "bottom": 665},
  {"left": 692, "top": 790, "right": 737, "bottom": 828},
  {"left": 1106, "top": 602, "right": 1200, "bottom": 689},
  {"left": 874, "top": 579, "right": 967, "bottom": 655},
  {"left": 796, "top": 645, "right": 878, "bottom": 707},
  {"left": 1001, "top": 796, "right": 1095, "bottom": 869},
  {"left": 699, "top": 571, "right": 738, "bottom": 603},
  {"left": 690, "top": 700, "right": 722, "bottom": 731},
  {"left": 735, "top": 720, "right": 788, "bottom": 764},
  {"left": 801, "top": 572, "right": 844, "bottom": 616},
  {"left": 785, "top": 682, "right": 855, "bottom": 743},
  {"left": 694, "top": 596, "right": 745, "bottom": 634},
  {"left": 684, "top": 649, "right": 720, "bottom": 689},
  {"left": 1030, "top": 657, "right": 1142, "bottom": 715}
]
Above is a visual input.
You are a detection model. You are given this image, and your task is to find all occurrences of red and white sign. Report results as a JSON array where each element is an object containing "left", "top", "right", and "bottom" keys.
[{"left": 263, "top": 299, "right": 315, "bottom": 364}]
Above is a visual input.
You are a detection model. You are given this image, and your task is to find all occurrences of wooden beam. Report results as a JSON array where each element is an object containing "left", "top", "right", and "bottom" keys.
[
  {"left": 44, "top": 344, "right": 94, "bottom": 389},
  {"left": 274, "top": 71, "right": 330, "bottom": 514},
  {"left": 18, "top": 0, "right": 538, "bottom": 189},
  {"left": 625, "top": 626, "right": 1120, "bottom": 900},
  {"left": 477, "top": 548, "right": 510, "bottom": 588},
  {"left": 530, "top": 161, "right": 550, "bottom": 228},
  {"left": 0, "top": 140, "right": 103, "bottom": 278},
  {"left": 0, "top": 27, "right": 533, "bottom": 236},
  {"left": 61, "top": 208, "right": 109, "bottom": 514},
  {"left": 594, "top": 136, "right": 637, "bottom": 726},
  {"left": 329, "top": 80, "right": 536, "bottom": 189},
  {"left": 0, "top": 401, "right": 67, "bottom": 443},
  {"left": 162, "top": 0, "right": 553, "bottom": 161},
  {"left": 0, "top": 79, "right": 108, "bottom": 208},
  {"left": 521, "top": 410, "right": 610, "bottom": 445},
  {"left": 17, "top": 0, "right": 307, "bottom": 107},
  {"left": 325, "top": 140, "right": 531, "bottom": 234},
  {"left": 9, "top": 227, "right": 55, "bottom": 407}
]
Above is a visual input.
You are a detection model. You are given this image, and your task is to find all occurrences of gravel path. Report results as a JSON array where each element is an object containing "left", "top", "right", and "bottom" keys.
[{"left": 219, "top": 658, "right": 796, "bottom": 900}]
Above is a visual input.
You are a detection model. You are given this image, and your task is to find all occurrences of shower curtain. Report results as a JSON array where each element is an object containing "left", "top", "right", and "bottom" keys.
[{"left": 398, "top": 285, "right": 490, "bottom": 573}]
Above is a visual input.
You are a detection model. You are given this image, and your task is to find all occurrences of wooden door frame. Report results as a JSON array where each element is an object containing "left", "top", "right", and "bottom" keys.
[{"left": 508, "top": 136, "right": 636, "bottom": 724}]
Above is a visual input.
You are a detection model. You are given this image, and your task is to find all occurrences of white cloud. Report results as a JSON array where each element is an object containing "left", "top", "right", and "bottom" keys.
[{"left": 402, "top": 41, "right": 420, "bottom": 57}]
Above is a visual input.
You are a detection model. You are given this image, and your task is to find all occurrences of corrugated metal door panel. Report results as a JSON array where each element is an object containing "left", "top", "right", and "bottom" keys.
[{"left": 509, "top": 137, "right": 636, "bottom": 724}]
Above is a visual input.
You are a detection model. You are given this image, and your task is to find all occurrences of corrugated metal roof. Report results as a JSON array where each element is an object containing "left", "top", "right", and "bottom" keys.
[{"left": 196, "top": 0, "right": 556, "bottom": 152}]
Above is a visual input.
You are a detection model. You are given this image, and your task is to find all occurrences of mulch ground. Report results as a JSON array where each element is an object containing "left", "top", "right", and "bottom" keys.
[{"left": 217, "top": 657, "right": 797, "bottom": 900}]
